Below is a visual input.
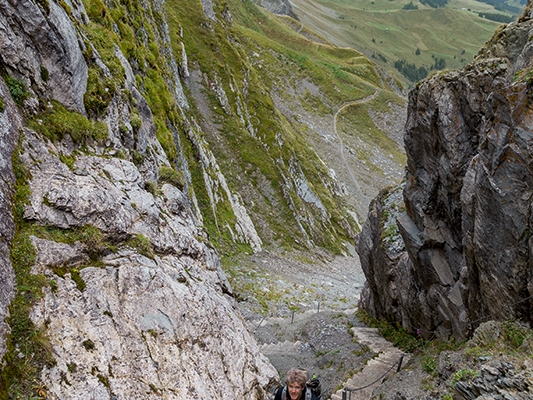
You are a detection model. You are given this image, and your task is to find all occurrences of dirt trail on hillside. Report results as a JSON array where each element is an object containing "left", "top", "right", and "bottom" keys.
[{"left": 332, "top": 90, "right": 381, "bottom": 229}]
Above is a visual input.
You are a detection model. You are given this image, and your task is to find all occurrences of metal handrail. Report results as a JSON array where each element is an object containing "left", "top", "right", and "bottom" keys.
[{"left": 341, "top": 355, "right": 405, "bottom": 400}]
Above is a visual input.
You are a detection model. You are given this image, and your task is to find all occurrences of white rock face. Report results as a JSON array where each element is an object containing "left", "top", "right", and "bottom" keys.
[
  {"left": 20, "top": 128, "right": 277, "bottom": 399},
  {"left": 31, "top": 248, "right": 275, "bottom": 399}
]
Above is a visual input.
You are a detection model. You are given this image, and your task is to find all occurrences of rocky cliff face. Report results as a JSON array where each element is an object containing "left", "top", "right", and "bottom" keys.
[
  {"left": 0, "top": 0, "right": 278, "bottom": 398},
  {"left": 255, "top": 0, "right": 299, "bottom": 20},
  {"left": 357, "top": 3, "right": 533, "bottom": 340}
]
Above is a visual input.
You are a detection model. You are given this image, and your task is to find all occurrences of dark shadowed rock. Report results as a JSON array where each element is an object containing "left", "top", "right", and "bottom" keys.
[
  {"left": 357, "top": 3, "right": 533, "bottom": 339},
  {"left": 0, "top": 77, "right": 21, "bottom": 363}
]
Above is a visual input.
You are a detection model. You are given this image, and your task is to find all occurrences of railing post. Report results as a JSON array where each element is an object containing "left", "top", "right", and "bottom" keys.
[
  {"left": 396, "top": 354, "right": 404, "bottom": 372},
  {"left": 342, "top": 388, "right": 347, "bottom": 400},
  {"left": 254, "top": 316, "right": 266, "bottom": 331},
  {"left": 291, "top": 310, "right": 295, "bottom": 324}
]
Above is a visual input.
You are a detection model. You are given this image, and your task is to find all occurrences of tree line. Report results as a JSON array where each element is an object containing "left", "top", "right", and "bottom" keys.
[
  {"left": 478, "top": 12, "right": 514, "bottom": 23},
  {"left": 419, "top": 0, "right": 449, "bottom": 8},
  {"left": 393, "top": 56, "right": 446, "bottom": 82}
]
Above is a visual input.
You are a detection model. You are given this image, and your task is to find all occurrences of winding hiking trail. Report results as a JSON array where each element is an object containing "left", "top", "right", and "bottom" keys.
[
  {"left": 331, "top": 90, "right": 381, "bottom": 230},
  {"left": 236, "top": 88, "right": 410, "bottom": 399},
  {"left": 332, "top": 89, "right": 380, "bottom": 229}
]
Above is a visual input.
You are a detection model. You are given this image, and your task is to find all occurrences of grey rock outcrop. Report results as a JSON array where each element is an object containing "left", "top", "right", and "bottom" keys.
[
  {"left": 20, "top": 126, "right": 277, "bottom": 398},
  {"left": 0, "top": 77, "right": 22, "bottom": 364},
  {"left": 256, "top": 0, "right": 299, "bottom": 20},
  {"left": 357, "top": 3, "right": 533, "bottom": 339},
  {"left": 0, "top": 0, "right": 88, "bottom": 113}
]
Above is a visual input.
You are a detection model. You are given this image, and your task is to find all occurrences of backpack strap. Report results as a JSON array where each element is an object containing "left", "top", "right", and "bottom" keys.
[
  {"left": 305, "top": 387, "right": 311, "bottom": 400},
  {"left": 281, "top": 386, "right": 287, "bottom": 400}
]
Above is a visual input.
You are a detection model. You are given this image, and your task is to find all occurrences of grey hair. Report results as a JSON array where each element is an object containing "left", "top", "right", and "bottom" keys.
[{"left": 286, "top": 368, "right": 308, "bottom": 388}]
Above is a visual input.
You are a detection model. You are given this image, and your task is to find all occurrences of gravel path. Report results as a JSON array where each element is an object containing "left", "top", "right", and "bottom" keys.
[{"left": 232, "top": 248, "right": 410, "bottom": 399}]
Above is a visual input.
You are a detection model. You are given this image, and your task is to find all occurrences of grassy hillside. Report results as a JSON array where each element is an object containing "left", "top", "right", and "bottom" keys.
[
  {"left": 165, "top": 0, "right": 407, "bottom": 255},
  {"left": 290, "top": 0, "right": 519, "bottom": 85},
  {"left": 32, "top": 0, "right": 409, "bottom": 261}
]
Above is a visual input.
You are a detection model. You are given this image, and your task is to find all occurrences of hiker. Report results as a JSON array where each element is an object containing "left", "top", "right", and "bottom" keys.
[{"left": 274, "top": 368, "right": 320, "bottom": 400}]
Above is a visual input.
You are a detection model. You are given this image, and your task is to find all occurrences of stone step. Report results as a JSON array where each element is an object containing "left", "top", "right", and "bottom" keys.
[
  {"left": 328, "top": 327, "right": 411, "bottom": 400},
  {"left": 260, "top": 340, "right": 302, "bottom": 354},
  {"left": 248, "top": 307, "right": 359, "bottom": 330}
]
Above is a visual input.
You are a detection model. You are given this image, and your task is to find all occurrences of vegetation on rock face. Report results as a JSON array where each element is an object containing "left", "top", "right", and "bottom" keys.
[
  {"left": 5, "top": 76, "right": 30, "bottom": 106},
  {"left": 1, "top": 138, "right": 53, "bottom": 399},
  {"left": 164, "top": 0, "right": 405, "bottom": 254},
  {"left": 1, "top": 0, "right": 406, "bottom": 394},
  {"left": 358, "top": 309, "right": 533, "bottom": 398},
  {"left": 28, "top": 101, "right": 108, "bottom": 144}
]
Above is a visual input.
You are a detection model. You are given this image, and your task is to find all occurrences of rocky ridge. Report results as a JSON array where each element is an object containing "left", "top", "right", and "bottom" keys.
[
  {"left": 357, "top": 2, "right": 533, "bottom": 341},
  {"left": 369, "top": 320, "right": 533, "bottom": 399}
]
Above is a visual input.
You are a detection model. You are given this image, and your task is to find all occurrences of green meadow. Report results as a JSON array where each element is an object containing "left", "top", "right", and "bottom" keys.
[{"left": 290, "top": 0, "right": 523, "bottom": 85}]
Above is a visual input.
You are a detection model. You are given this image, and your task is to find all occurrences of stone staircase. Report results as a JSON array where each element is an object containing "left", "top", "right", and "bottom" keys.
[
  {"left": 260, "top": 340, "right": 303, "bottom": 354},
  {"left": 329, "top": 327, "right": 410, "bottom": 400},
  {"left": 248, "top": 308, "right": 358, "bottom": 331}
]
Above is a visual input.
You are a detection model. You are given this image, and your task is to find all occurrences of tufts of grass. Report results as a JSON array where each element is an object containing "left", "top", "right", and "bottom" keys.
[
  {"left": 1, "top": 136, "right": 54, "bottom": 399},
  {"left": 28, "top": 101, "right": 108, "bottom": 144},
  {"left": 159, "top": 166, "right": 184, "bottom": 189},
  {"left": 450, "top": 368, "right": 479, "bottom": 387},
  {"left": 421, "top": 355, "right": 438, "bottom": 376},
  {"left": 501, "top": 320, "right": 529, "bottom": 350},
  {"left": 126, "top": 234, "right": 154, "bottom": 259}
]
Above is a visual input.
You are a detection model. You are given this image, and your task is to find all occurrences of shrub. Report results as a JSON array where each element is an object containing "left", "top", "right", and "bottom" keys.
[
  {"left": 502, "top": 321, "right": 528, "bottom": 350},
  {"left": 451, "top": 369, "right": 479, "bottom": 387},
  {"left": 422, "top": 355, "right": 437, "bottom": 375},
  {"left": 40, "top": 66, "right": 49, "bottom": 82},
  {"left": 6, "top": 76, "right": 30, "bottom": 106}
]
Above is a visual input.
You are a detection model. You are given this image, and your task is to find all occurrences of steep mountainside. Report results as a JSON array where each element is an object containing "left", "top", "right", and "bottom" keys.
[
  {"left": 357, "top": 1, "right": 533, "bottom": 340},
  {"left": 0, "top": 0, "right": 406, "bottom": 398}
]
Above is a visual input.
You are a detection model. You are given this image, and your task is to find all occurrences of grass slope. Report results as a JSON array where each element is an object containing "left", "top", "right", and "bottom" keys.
[
  {"left": 290, "top": 0, "right": 514, "bottom": 85},
  {"left": 166, "top": 0, "right": 406, "bottom": 253}
]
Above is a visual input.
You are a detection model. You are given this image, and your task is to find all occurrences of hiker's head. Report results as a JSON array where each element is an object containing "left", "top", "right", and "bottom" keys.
[{"left": 286, "top": 368, "right": 307, "bottom": 399}]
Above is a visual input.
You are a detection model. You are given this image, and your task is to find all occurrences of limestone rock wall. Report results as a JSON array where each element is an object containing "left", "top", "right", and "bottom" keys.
[
  {"left": 357, "top": 4, "right": 533, "bottom": 339},
  {"left": 0, "top": 0, "right": 87, "bottom": 113},
  {"left": 0, "top": 0, "right": 278, "bottom": 398},
  {"left": 0, "top": 76, "right": 22, "bottom": 365},
  {"left": 22, "top": 130, "right": 276, "bottom": 399}
]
